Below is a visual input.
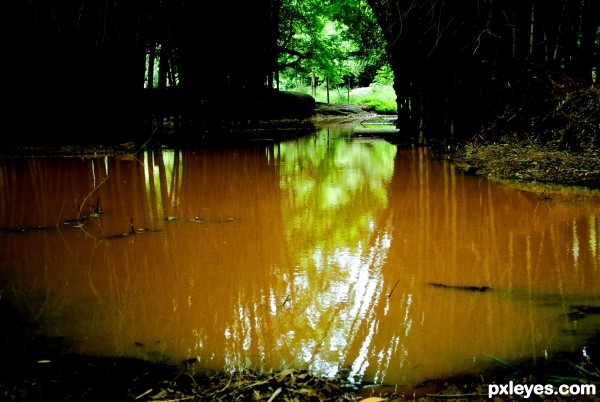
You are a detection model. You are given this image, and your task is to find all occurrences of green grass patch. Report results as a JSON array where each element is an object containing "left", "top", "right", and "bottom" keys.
[
  {"left": 292, "top": 84, "right": 397, "bottom": 115},
  {"left": 349, "top": 85, "right": 397, "bottom": 114}
]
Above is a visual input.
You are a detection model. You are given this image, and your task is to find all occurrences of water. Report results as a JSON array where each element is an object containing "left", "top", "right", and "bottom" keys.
[{"left": 1, "top": 127, "right": 600, "bottom": 388}]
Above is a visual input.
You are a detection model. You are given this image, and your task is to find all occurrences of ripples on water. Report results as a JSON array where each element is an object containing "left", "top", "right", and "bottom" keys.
[{"left": 1, "top": 127, "right": 600, "bottom": 387}]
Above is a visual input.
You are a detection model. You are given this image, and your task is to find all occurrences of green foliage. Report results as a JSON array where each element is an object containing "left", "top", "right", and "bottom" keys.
[
  {"left": 277, "top": 0, "right": 386, "bottom": 91},
  {"left": 372, "top": 64, "right": 394, "bottom": 86},
  {"left": 290, "top": 83, "right": 397, "bottom": 115},
  {"left": 352, "top": 85, "right": 397, "bottom": 114},
  {"left": 487, "top": 355, "right": 521, "bottom": 372},
  {"left": 276, "top": 1, "right": 395, "bottom": 115}
]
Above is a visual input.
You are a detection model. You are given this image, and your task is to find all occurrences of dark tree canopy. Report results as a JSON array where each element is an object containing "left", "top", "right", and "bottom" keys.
[
  {"left": 1, "top": 0, "right": 282, "bottom": 142},
  {"left": 1, "top": 0, "right": 597, "bottom": 144},
  {"left": 367, "top": 0, "right": 600, "bottom": 144}
]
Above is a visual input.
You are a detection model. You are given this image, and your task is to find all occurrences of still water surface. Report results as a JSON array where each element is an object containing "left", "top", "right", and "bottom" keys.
[{"left": 1, "top": 128, "right": 600, "bottom": 387}]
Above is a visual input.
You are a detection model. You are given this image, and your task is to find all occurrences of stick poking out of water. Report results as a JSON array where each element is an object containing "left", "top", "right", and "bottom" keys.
[{"left": 388, "top": 279, "right": 400, "bottom": 298}]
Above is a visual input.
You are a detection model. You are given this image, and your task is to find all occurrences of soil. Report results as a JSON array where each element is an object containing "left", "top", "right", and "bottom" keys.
[
  {"left": 446, "top": 63, "right": 600, "bottom": 191},
  {"left": 1, "top": 66, "right": 600, "bottom": 401}
]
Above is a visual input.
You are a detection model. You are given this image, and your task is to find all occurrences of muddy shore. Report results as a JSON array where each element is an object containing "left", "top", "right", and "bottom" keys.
[{"left": 447, "top": 67, "right": 600, "bottom": 192}]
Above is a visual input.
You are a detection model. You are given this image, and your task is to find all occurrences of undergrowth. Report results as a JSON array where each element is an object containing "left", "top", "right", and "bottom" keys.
[{"left": 295, "top": 84, "right": 397, "bottom": 115}]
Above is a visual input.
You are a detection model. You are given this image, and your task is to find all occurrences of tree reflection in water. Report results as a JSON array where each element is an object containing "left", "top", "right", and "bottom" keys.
[{"left": 1, "top": 128, "right": 600, "bottom": 387}]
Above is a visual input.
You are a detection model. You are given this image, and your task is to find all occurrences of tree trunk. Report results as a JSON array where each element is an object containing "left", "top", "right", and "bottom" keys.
[
  {"left": 572, "top": 0, "right": 600, "bottom": 81},
  {"left": 147, "top": 43, "right": 156, "bottom": 89}
]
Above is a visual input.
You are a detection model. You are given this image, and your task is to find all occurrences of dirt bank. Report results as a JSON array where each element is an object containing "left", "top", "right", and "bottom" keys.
[{"left": 448, "top": 64, "right": 600, "bottom": 190}]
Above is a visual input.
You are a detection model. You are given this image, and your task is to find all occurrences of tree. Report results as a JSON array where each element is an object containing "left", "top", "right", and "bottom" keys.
[
  {"left": 276, "top": 0, "right": 387, "bottom": 94},
  {"left": 366, "top": 0, "right": 600, "bottom": 145},
  {"left": 1, "top": 0, "right": 285, "bottom": 137}
]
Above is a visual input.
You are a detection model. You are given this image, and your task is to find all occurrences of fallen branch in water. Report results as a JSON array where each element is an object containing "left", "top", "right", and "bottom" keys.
[{"left": 429, "top": 282, "right": 492, "bottom": 292}]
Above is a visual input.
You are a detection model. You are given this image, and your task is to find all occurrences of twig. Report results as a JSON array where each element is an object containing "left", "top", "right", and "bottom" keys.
[
  {"left": 135, "top": 388, "right": 153, "bottom": 399},
  {"left": 154, "top": 397, "right": 194, "bottom": 402},
  {"left": 136, "top": 123, "right": 161, "bottom": 155},
  {"left": 388, "top": 279, "right": 400, "bottom": 298},
  {"left": 279, "top": 294, "right": 291, "bottom": 307},
  {"left": 266, "top": 387, "right": 282, "bottom": 402},
  {"left": 77, "top": 176, "right": 109, "bottom": 221}
]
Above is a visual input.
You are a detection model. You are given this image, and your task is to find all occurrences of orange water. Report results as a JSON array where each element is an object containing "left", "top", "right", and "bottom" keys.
[{"left": 1, "top": 129, "right": 600, "bottom": 387}]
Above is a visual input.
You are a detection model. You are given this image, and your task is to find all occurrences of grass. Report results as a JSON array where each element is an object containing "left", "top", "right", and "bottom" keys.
[{"left": 291, "top": 84, "right": 397, "bottom": 115}]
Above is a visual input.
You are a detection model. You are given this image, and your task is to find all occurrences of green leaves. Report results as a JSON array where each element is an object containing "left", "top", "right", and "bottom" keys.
[{"left": 277, "top": 0, "right": 386, "bottom": 90}]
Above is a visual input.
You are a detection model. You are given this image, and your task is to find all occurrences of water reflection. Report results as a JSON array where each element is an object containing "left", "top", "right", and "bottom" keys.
[{"left": 1, "top": 129, "right": 600, "bottom": 388}]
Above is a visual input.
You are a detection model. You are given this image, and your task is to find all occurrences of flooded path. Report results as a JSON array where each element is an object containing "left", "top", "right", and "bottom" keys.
[{"left": 1, "top": 127, "right": 600, "bottom": 387}]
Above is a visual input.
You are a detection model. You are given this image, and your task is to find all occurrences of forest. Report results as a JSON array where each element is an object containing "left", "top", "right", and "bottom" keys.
[
  {"left": 0, "top": 0, "right": 598, "bottom": 145},
  {"left": 1, "top": 2, "right": 600, "bottom": 401}
]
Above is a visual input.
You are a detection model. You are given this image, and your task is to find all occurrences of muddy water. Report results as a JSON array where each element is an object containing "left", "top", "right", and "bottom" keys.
[{"left": 1, "top": 128, "right": 600, "bottom": 387}]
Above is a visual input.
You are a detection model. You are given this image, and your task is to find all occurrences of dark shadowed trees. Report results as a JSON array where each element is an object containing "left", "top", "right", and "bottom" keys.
[
  {"left": 367, "top": 0, "right": 599, "bottom": 145},
  {"left": 1, "top": 0, "right": 597, "bottom": 144},
  {"left": 1, "top": 0, "right": 284, "bottom": 142},
  {"left": 1, "top": 0, "right": 147, "bottom": 141}
]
